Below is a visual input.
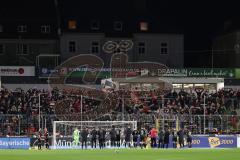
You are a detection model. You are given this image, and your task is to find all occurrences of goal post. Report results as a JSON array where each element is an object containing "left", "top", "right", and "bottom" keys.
[{"left": 52, "top": 121, "right": 137, "bottom": 149}]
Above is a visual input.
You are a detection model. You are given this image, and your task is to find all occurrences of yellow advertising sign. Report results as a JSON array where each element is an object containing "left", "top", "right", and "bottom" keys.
[{"left": 208, "top": 137, "right": 221, "bottom": 148}]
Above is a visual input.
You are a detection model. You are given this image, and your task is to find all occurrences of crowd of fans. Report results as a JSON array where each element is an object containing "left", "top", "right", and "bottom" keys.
[
  {"left": 113, "top": 88, "right": 240, "bottom": 117},
  {"left": 0, "top": 87, "right": 240, "bottom": 136}
]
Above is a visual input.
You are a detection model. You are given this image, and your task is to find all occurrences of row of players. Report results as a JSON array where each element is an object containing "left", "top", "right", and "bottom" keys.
[{"left": 72, "top": 126, "right": 193, "bottom": 149}]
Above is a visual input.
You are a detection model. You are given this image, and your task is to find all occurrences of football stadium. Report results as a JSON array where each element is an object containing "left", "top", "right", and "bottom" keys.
[{"left": 1, "top": 0, "right": 240, "bottom": 160}]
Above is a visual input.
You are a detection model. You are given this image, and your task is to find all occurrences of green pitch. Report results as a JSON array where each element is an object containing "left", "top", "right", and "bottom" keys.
[{"left": 0, "top": 149, "right": 240, "bottom": 160}]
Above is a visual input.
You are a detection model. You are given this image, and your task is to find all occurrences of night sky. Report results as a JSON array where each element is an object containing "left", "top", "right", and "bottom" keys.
[
  {"left": 59, "top": 0, "right": 240, "bottom": 67},
  {"left": 58, "top": 0, "right": 240, "bottom": 50},
  {"left": 147, "top": 1, "right": 240, "bottom": 50},
  {"left": 1, "top": 0, "right": 240, "bottom": 67}
]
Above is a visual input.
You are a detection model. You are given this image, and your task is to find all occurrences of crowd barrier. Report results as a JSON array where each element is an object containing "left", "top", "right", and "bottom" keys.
[
  {"left": 189, "top": 135, "right": 237, "bottom": 148},
  {"left": 45, "top": 135, "right": 239, "bottom": 149},
  {"left": 0, "top": 136, "right": 239, "bottom": 149}
]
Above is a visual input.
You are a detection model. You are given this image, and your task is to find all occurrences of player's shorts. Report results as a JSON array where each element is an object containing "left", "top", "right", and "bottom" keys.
[
  {"left": 125, "top": 137, "right": 130, "bottom": 142},
  {"left": 116, "top": 136, "right": 120, "bottom": 141},
  {"left": 37, "top": 140, "right": 42, "bottom": 145},
  {"left": 133, "top": 136, "right": 138, "bottom": 142}
]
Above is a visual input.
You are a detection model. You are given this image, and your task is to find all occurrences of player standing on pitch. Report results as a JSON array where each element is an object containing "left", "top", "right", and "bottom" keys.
[
  {"left": 124, "top": 126, "right": 132, "bottom": 148},
  {"left": 37, "top": 129, "right": 42, "bottom": 150},
  {"left": 172, "top": 131, "right": 178, "bottom": 149},
  {"left": 81, "top": 127, "right": 88, "bottom": 149},
  {"left": 139, "top": 127, "right": 147, "bottom": 149},
  {"left": 132, "top": 128, "right": 139, "bottom": 148},
  {"left": 44, "top": 128, "right": 50, "bottom": 149},
  {"left": 116, "top": 129, "right": 121, "bottom": 148},
  {"left": 98, "top": 127, "right": 105, "bottom": 149},
  {"left": 103, "top": 128, "right": 106, "bottom": 148},
  {"left": 158, "top": 129, "right": 164, "bottom": 148},
  {"left": 90, "top": 127, "right": 97, "bottom": 148},
  {"left": 187, "top": 131, "right": 192, "bottom": 148},
  {"left": 177, "top": 128, "right": 185, "bottom": 148},
  {"left": 73, "top": 127, "right": 80, "bottom": 146},
  {"left": 110, "top": 125, "right": 117, "bottom": 147},
  {"left": 149, "top": 127, "right": 158, "bottom": 148},
  {"left": 163, "top": 128, "right": 170, "bottom": 149}
]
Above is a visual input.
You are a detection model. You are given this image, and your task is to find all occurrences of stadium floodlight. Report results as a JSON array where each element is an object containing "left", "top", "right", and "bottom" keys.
[{"left": 52, "top": 121, "right": 137, "bottom": 149}]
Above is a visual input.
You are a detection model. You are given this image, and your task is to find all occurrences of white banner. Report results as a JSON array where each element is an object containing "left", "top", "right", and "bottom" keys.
[
  {"left": 238, "top": 137, "right": 240, "bottom": 148},
  {"left": 0, "top": 66, "right": 35, "bottom": 76}
]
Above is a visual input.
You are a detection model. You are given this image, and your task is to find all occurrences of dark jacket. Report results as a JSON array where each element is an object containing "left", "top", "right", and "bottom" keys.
[
  {"left": 81, "top": 129, "right": 88, "bottom": 140},
  {"left": 164, "top": 130, "right": 170, "bottom": 143},
  {"left": 91, "top": 129, "right": 97, "bottom": 139},
  {"left": 110, "top": 128, "right": 117, "bottom": 139}
]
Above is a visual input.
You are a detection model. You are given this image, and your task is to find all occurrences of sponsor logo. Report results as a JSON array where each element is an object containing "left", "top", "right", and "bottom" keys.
[
  {"left": 42, "top": 68, "right": 48, "bottom": 74},
  {"left": 0, "top": 66, "right": 34, "bottom": 76},
  {"left": 208, "top": 137, "right": 220, "bottom": 148},
  {"left": 0, "top": 138, "right": 30, "bottom": 149},
  {"left": 0, "top": 140, "right": 29, "bottom": 146},
  {"left": 18, "top": 68, "right": 24, "bottom": 74},
  {"left": 0, "top": 67, "right": 24, "bottom": 75}
]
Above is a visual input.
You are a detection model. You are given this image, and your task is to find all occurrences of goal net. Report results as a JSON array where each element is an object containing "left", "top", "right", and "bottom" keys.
[{"left": 52, "top": 121, "right": 137, "bottom": 149}]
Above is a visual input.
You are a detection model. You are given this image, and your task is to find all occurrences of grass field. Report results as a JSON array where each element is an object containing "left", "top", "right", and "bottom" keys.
[{"left": 0, "top": 149, "right": 240, "bottom": 160}]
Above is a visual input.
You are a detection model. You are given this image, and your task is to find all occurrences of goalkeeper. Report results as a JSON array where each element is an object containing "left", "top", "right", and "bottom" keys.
[{"left": 73, "top": 128, "right": 80, "bottom": 146}]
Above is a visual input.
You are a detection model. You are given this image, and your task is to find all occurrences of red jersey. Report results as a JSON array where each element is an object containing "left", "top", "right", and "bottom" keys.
[{"left": 150, "top": 128, "right": 158, "bottom": 138}]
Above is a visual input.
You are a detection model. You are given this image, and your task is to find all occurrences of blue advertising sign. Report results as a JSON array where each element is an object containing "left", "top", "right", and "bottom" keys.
[
  {"left": 38, "top": 67, "right": 58, "bottom": 78},
  {"left": 147, "top": 135, "right": 237, "bottom": 148},
  {"left": 191, "top": 136, "right": 237, "bottom": 148},
  {"left": 0, "top": 137, "right": 30, "bottom": 149},
  {"left": 51, "top": 136, "right": 237, "bottom": 149}
]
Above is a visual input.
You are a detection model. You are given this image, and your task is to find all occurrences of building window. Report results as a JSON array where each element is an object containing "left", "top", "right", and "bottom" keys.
[
  {"left": 91, "top": 41, "right": 99, "bottom": 54},
  {"left": 41, "top": 25, "right": 51, "bottom": 33},
  {"left": 16, "top": 44, "right": 28, "bottom": 55},
  {"left": 138, "top": 42, "right": 145, "bottom": 55},
  {"left": 114, "top": 21, "right": 123, "bottom": 31},
  {"left": 140, "top": 22, "right": 148, "bottom": 31},
  {"left": 90, "top": 20, "right": 100, "bottom": 30},
  {"left": 0, "top": 25, "right": 3, "bottom": 32},
  {"left": 160, "top": 42, "right": 168, "bottom": 54},
  {"left": 17, "top": 25, "right": 27, "bottom": 32},
  {"left": 0, "top": 44, "right": 4, "bottom": 55},
  {"left": 69, "top": 41, "right": 76, "bottom": 53},
  {"left": 68, "top": 20, "right": 77, "bottom": 30}
]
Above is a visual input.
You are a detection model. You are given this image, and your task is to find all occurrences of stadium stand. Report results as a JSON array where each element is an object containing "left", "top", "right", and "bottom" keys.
[{"left": 0, "top": 87, "right": 240, "bottom": 136}]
